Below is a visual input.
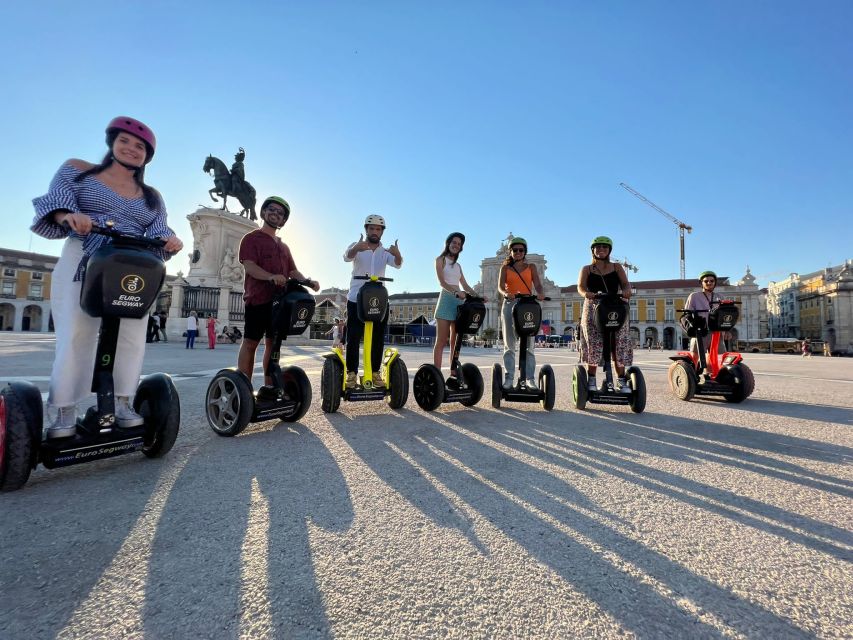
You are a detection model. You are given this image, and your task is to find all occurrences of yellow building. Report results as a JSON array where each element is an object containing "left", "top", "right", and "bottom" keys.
[{"left": 0, "top": 248, "right": 57, "bottom": 332}]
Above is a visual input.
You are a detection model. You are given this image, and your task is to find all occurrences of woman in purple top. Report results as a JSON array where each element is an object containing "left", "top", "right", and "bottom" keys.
[{"left": 31, "top": 116, "right": 183, "bottom": 438}]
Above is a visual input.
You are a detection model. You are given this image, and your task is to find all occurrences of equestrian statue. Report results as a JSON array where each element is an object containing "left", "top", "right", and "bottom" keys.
[{"left": 203, "top": 147, "right": 257, "bottom": 220}]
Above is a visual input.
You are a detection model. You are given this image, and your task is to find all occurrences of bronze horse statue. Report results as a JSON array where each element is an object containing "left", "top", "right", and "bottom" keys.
[{"left": 203, "top": 155, "right": 257, "bottom": 220}]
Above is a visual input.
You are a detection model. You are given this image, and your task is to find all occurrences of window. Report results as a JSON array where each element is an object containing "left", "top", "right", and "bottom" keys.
[
  {"left": 665, "top": 308, "right": 675, "bottom": 322},
  {"left": 29, "top": 283, "right": 43, "bottom": 298},
  {"left": 1, "top": 281, "right": 14, "bottom": 296},
  {"left": 565, "top": 307, "right": 573, "bottom": 322},
  {"left": 31, "top": 271, "right": 43, "bottom": 280},
  {"left": 665, "top": 298, "right": 673, "bottom": 305},
  {"left": 646, "top": 308, "right": 656, "bottom": 322},
  {"left": 630, "top": 308, "right": 638, "bottom": 323},
  {"left": 3, "top": 268, "right": 15, "bottom": 278}
]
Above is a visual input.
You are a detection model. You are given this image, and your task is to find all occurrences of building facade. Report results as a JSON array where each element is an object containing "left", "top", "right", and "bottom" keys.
[
  {"left": 796, "top": 260, "right": 853, "bottom": 352},
  {"left": 0, "top": 248, "right": 57, "bottom": 332}
]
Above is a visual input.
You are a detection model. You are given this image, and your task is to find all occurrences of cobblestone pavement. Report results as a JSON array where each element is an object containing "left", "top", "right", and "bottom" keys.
[{"left": 1, "top": 333, "right": 851, "bottom": 639}]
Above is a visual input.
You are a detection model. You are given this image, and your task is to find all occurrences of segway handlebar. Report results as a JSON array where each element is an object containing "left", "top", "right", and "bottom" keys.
[
  {"left": 510, "top": 294, "right": 551, "bottom": 301},
  {"left": 354, "top": 275, "right": 393, "bottom": 282},
  {"left": 676, "top": 300, "right": 741, "bottom": 313},
  {"left": 63, "top": 220, "right": 167, "bottom": 249}
]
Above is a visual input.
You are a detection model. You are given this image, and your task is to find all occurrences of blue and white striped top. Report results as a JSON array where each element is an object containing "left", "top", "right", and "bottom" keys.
[{"left": 31, "top": 163, "right": 175, "bottom": 279}]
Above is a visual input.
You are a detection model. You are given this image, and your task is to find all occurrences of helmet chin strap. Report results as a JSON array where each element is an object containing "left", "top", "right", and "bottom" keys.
[
  {"left": 111, "top": 155, "right": 142, "bottom": 171},
  {"left": 263, "top": 215, "right": 284, "bottom": 230}
]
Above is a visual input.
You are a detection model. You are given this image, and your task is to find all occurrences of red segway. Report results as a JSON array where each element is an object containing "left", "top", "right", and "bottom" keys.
[{"left": 668, "top": 300, "right": 755, "bottom": 402}]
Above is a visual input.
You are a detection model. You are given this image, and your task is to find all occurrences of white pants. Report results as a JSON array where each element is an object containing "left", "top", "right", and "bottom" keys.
[{"left": 48, "top": 239, "right": 148, "bottom": 408}]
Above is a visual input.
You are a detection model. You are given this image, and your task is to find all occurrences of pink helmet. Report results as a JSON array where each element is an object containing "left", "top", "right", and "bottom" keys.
[{"left": 106, "top": 116, "right": 156, "bottom": 162}]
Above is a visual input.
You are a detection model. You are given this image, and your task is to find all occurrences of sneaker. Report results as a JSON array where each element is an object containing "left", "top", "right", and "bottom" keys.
[
  {"left": 346, "top": 372, "right": 358, "bottom": 389},
  {"left": 256, "top": 385, "right": 282, "bottom": 401},
  {"left": 526, "top": 378, "right": 538, "bottom": 389},
  {"left": 372, "top": 372, "right": 386, "bottom": 389},
  {"left": 503, "top": 374, "right": 514, "bottom": 390},
  {"left": 446, "top": 375, "right": 460, "bottom": 391},
  {"left": 116, "top": 397, "right": 145, "bottom": 428},
  {"left": 588, "top": 378, "right": 598, "bottom": 392},
  {"left": 46, "top": 406, "right": 78, "bottom": 439},
  {"left": 618, "top": 378, "right": 632, "bottom": 394}
]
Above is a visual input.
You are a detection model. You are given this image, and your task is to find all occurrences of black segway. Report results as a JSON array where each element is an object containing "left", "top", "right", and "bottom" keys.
[
  {"left": 491, "top": 295, "right": 556, "bottom": 411},
  {"left": 572, "top": 293, "right": 646, "bottom": 413},
  {"left": 413, "top": 294, "right": 486, "bottom": 411},
  {"left": 0, "top": 223, "right": 180, "bottom": 492},
  {"left": 206, "top": 280, "right": 315, "bottom": 436},
  {"left": 321, "top": 275, "right": 408, "bottom": 412}
]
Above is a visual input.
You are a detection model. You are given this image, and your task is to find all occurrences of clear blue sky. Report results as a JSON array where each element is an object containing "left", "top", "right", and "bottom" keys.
[{"left": 2, "top": 1, "right": 850, "bottom": 292}]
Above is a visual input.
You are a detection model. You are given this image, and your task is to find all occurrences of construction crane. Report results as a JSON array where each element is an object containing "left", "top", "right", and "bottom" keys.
[
  {"left": 619, "top": 182, "right": 693, "bottom": 280},
  {"left": 615, "top": 257, "right": 639, "bottom": 273}
]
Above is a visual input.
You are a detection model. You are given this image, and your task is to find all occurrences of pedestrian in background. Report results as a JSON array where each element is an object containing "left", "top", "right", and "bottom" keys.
[
  {"left": 159, "top": 311, "right": 168, "bottom": 342},
  {"left": 207, "top": 313, "right": 217, "bottom": 349},
  {"left": 186, "top": 310, "right": 198, "bottom": 349}
]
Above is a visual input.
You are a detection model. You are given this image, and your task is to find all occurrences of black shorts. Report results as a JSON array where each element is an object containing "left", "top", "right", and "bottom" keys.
[{"left": 243, "top": 301, "right": 273, "bottom": 341}]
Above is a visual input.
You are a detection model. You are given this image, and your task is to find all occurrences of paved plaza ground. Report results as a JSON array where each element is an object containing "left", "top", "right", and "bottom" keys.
[{"left": 1, "top": 332, "right": 851, "bottom": 639}]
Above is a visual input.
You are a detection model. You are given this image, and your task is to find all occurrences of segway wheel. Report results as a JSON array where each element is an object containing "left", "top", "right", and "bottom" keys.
[
  {"left": 0, "top": 384, "right": 39, "bottom": 492},
  {"left": 539, "top": 364, "right": 556, "bottom": 411},
  {"left": 386, "top": 358, "right": 409, "bottom": 409},
  {"left": 413, "top": 364, "right": 444, "bottom": 411},
  {"left": 626, "top": 366, "right": 646, "bottom": 414},
  {"left": 491, "top": 363, "right": 502, "bottom": 409},
  {"left": 459, "top": 363, "right": 484, "bottom": 407},
  {"left": 669, "top": 361, "right": 697, "bottom": 401},
  {"left": 282, "top": 366, "right": 312, "bottom": 422},
  {"left": 740, "top": 363, "right": 756, "bottom": 399},
  {"left": 723, "top": 364, "right": 753, "bottom": 404},
  {"left": 136, "top": 373, "right": 181, "bottom": 456},
  {"left": 205, "top": 370, "right": 253, "bottom": 437},
  {"left": 572, "top": 365, "right": 588, "bottom": 410},
  {"left": 321, "top": 358, "right": 343, "bottom": 414}
]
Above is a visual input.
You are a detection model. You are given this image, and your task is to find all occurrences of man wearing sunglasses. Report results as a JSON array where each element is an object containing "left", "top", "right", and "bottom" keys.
[{"left": 238, "top": 196, "right": 319, "bottom": 392}]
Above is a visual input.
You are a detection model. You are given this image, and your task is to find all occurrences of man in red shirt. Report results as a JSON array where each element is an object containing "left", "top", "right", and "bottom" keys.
[{"left": 238, "top": 196, "right": 319, "bottom": 389}]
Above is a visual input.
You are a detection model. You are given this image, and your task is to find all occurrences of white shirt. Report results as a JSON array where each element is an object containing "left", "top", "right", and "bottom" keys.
[
  {"left": 441, "top": 258, "right": 462, "bottom": 289},
  {"left": 344, "top": 244, "right": 400, "bottom": 302},
  {"left": 187, "top": 315, "right": 198, "bottom": 331}
]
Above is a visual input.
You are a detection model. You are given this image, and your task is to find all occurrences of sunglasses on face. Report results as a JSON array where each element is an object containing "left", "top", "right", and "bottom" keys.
[
  {"left": 511, "top": 247, "right": 526, "bottom": 254},
  {"left": 264, "top": 206, "right": 286, "bottom": 216}
]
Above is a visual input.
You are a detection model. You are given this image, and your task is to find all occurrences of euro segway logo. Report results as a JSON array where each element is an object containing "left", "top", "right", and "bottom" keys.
[
  {"left": 473, "top": 313, "right": 481, "bottom": 323},
  {"left": 722, "top": 314, "right": 733, "bottom": 325},
  {"left": 120, "top": 275, "right": 144, "bottom": 294},
  {"left": 369, "top": 297, "right": 379, "bottom": 308},
  {"left": 297, "top": 308, "right": 309, "bottom": 320},
  {"left": 524, "top": 312, "right": 533, "bottom": 322},
  {"left": 608, "top": 312, "right": 619, "bottom": 321}
]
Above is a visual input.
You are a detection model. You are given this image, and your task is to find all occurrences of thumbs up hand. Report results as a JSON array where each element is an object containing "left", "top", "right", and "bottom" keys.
[{"left": 388, "top": 238, "right": 401, "bottom": 259}]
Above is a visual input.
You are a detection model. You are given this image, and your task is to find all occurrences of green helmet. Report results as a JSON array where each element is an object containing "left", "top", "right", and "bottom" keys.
[
  {"left": 590, "top": 236, "right": 613, "bottom": 249},
  {"left": 509, "top": 236, "right": 527, "bottom": 249},
  {"left": 698, "top": 270, "right": 717, "bottom": 281},
  {"left": 260, "top": 196, "right": 290, "bottom": 228}
]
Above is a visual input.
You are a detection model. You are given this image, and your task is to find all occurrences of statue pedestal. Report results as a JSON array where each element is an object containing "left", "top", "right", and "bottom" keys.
[{"left": 185, "top": 206, "right": 257, "bottom": 288}]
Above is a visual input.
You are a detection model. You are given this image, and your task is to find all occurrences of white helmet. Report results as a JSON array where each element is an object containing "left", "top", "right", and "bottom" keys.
[{"left": 364, "top": 214, "right": 386, "bottom": 229}]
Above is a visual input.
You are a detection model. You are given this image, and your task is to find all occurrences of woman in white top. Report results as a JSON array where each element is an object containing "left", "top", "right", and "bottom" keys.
[
  {"left": 433, "top": 233, "right": 479, "bottom": 379},
  {"left": 185, "top": 310, "right": 199, "bottom": 349}
]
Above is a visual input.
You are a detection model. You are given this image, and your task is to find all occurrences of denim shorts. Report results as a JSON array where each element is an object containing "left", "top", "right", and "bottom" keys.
[{"left": 434, "top": 289, "right": 463, "bottom": 321}]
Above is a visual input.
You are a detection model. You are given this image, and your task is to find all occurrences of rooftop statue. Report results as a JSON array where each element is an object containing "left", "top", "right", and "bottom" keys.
[{"left": 203, "top": 147, "right": 257, "bottom": 220}]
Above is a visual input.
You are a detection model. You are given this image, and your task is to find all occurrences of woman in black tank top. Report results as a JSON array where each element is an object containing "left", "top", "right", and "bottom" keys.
[
  {"left": 586, "top": 269, "right": 622, "bottom": 294},
  {"left": 576, "top": 236, "right": 634, "bottom": 391}
]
